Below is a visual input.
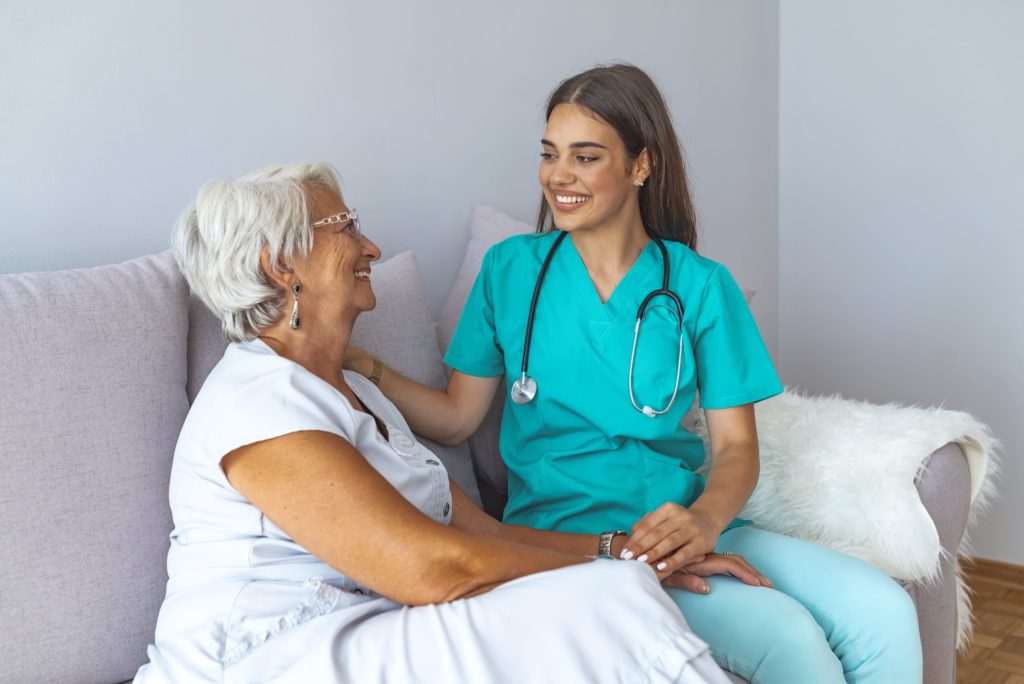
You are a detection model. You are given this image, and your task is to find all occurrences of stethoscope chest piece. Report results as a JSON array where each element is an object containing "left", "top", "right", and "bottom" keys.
[{"left": 511, "top": 373, "right": 537, "bottom": 404}]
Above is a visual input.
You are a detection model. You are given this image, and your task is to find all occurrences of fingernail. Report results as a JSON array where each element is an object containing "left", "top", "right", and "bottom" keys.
[
  {"left": 702, "top": 584, "right": 711, "bottom": 594},
  {"left": 636, "top": 554, "right": 649, "bottom": 563},
  {"left": 620, "top": 549, "right": 634, "bottom": 560},
  {"left": 656, "top": 561, "right": 668, "bottom": 571}
]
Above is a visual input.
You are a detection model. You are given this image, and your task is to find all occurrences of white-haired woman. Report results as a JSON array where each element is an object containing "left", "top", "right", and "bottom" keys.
[{"left": 134, "top": 163, "right": 732, "bottom": 683}]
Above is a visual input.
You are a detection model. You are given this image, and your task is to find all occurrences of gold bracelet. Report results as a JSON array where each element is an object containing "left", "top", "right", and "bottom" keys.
[{"left": 369, "top": 356, "right": 384, "bottom": 386}]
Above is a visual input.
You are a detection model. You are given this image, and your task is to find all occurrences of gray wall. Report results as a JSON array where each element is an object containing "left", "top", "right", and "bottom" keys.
[
  {"left": 0, "top": 0, "right": 780, "bottom": 359},
  {"left": 779, "top": 1, "right": 1024, "bottom": 563},
  {"left": 4, "top": 0, "right": 1018, "bottom": 563}
]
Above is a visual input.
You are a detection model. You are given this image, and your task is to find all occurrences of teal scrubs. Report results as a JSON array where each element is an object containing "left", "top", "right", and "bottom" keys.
[
  {"left": 445, "top": 230, "right": 923, "bottom": 683},
  {"left": 444, "top": 230, "right": 784, "bottom": 534}
]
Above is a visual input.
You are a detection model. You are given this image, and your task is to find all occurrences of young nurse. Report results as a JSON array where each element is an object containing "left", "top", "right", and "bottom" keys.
[{"left": 349, "top": 64, "right": 922, "bottom": 683}]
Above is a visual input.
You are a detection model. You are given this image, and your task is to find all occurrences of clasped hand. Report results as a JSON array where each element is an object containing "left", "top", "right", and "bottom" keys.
[{"left": 621, "top": 502, "right": 771, "bottom": 594}]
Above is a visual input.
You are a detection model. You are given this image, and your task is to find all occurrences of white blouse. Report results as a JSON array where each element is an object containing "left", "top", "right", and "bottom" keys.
[{"left": 136, "top": 339, "right": 452, "bottom": 682}]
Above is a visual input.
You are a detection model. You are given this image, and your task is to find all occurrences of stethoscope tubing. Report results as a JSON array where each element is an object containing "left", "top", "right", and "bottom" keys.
[
  {"left": 513, "top": 230, "right": 685, "bottom": 416},
  {"left": 518, "top": 231, "right": 569, "bottom": 381}
]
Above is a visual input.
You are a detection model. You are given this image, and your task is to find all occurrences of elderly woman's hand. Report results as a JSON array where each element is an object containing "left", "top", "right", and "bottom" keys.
[{"left": 657, "top": 553, "right": 772, "bottom": 594}]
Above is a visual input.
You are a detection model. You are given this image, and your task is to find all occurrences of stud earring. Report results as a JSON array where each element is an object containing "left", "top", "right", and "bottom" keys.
[
  {"left": 632, "top": 178, "right": 645, "bottom": 187},
  {"left": 289, "top": 282, "right": 301, "bottom": 330}
]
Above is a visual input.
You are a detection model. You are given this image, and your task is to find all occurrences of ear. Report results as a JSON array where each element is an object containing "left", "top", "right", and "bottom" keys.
[
  {"left": 260, "top": 246, "right": 294, "bottom": 291},
  {"left": 633, "top": 148, "right": 652, "bottom": 184}
]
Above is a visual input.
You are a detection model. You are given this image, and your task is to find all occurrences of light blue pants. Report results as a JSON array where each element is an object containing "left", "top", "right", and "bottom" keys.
[{"left": 669, "top": 526, "right": 922, "bottom": 684}]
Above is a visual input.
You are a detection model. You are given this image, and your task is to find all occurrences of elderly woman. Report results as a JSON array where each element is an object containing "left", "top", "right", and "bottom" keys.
[{"left": 133, "top": 163, "right": 732, "bottom": 683}]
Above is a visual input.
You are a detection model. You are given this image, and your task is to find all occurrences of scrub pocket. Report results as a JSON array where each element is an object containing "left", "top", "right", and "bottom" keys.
[{"left": 641, "top": 451, "right": 701, "bottom": 513}]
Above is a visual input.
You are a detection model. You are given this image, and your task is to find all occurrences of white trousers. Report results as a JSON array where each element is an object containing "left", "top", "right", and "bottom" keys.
[{"left": 225, "top": 560, "right": 729, "bottom": 684}]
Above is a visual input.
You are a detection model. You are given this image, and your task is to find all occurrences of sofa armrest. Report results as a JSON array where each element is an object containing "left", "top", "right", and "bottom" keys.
[{"left": 908, "top": 441, "right": 971, "bottom": 684}]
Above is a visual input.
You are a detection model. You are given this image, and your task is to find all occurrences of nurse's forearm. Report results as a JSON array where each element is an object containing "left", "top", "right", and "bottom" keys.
[
  {"left": 373, "top": 364, "right": 465, "bottom": 443},
  {"left": 689, "top": 442, "right": 759, "bottom": 534},
  {"left": 375, "top": 364, "right": 501, "bottom": 446}
]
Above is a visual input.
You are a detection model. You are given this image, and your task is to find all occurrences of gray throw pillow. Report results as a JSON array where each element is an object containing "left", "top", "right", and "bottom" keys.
[{"left": 0, "top": 252, "right": 189, "bottom": 683}]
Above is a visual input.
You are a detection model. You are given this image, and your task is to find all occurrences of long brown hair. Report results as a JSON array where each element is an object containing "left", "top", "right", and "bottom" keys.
[{"left": 535, "top": 63, "right": 698, "bottom": 251}]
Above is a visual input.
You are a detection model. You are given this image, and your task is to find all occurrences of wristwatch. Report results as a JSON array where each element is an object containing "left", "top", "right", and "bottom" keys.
[{"left": 597, "top": 530, "right": 628, "bottom": 560}]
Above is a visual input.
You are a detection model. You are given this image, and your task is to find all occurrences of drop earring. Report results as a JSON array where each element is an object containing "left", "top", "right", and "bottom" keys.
[{"left": 289, "top": 282, "right": 301, "bottom": 330}]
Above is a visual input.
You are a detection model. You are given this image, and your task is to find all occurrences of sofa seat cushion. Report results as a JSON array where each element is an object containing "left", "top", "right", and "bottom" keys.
[{"left": 0, "top": 252, "right": 189, "bottom": 683}]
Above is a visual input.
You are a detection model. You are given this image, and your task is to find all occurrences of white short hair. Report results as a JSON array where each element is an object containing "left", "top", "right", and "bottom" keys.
[{"left": 172, "top": 162, "right": 342, "bottom": 342}]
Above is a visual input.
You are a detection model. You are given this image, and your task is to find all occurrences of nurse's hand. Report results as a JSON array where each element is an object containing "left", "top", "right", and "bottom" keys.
[
  {"left": 343, "top": 345, "right": 373, "bottom": 377},
  {"left": 621, "top": 503, "right": 720, "bottom": 570},
  {"left": 659, "top": 553, "right": 771, "bottom": 594}
]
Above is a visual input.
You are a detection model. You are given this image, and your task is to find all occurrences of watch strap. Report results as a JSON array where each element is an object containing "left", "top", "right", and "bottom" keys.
[{"left": 597, "top": 530, "right": 628, "bottom": 560}]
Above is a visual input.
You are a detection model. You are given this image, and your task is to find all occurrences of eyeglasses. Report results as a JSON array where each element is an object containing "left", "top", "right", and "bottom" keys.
[{"left": 312, "top": 209, "right": 361, "bottom": 240}]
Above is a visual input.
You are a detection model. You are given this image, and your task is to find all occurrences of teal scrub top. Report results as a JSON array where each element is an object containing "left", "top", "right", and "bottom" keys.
[{"left": 445, "top": 231, "right": 783, "bottom": 535}]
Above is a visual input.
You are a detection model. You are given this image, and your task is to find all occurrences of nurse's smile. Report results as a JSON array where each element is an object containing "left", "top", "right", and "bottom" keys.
[{"left": 552, "top": 190, "right": 591, "bottom": 212}]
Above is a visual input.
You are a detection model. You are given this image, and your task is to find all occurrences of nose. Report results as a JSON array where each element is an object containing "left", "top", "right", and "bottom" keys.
[
  {"left": 361, "top": 234, "right": 382, "bottom": 261},
  {"left": 549, "top": 155, "right": 575, "bottom": 186}
]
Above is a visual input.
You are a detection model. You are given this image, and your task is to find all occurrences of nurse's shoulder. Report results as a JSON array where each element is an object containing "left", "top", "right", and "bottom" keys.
[
  {"left": 482, "top": 230, "right": 560, "bottom": 276},
  {"left": 660, "top": 238, "right": 728, "bottom": 294}
]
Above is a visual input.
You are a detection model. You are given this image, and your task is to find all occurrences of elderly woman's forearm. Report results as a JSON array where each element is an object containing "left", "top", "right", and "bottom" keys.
[{"left": 404, "top": 533, "right": 588, "bottom": 605}]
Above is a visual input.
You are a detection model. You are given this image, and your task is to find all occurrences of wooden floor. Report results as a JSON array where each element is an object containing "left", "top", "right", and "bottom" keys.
[{"left": 957, "top": 558, "right": 1024, "bottom": 683}]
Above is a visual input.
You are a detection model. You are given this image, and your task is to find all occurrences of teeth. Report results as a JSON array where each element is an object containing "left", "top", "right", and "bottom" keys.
[
  {"left": 555, "top": 194, "right": 589, "bottom": 204},
  {"left": 354, "top": 271, "right": 370, "bottom": 279}
]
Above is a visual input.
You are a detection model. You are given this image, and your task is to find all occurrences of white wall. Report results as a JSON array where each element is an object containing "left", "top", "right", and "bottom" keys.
[
  {"left": 779, "top": 1, "right": 1024, "bottom": 563},
  {"left": 0, "top": 0, "right": 780, "bottom": 357}
]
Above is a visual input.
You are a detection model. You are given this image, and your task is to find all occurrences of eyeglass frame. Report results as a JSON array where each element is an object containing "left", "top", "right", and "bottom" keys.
[{"left": 311, "top": 209, "right": 361, "bottom": 240}]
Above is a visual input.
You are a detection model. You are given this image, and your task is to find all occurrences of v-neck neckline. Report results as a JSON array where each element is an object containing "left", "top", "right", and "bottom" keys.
[
  {"left": 351, "top": 389, "right": 390, "bottom": 440},
  {"left": 560, "top": 233, "right": 660, "bottom": 322}
]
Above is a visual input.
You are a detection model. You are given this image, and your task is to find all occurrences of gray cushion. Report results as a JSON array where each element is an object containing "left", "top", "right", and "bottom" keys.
[
  {"left": 349, "top": 250, "right": 480, "bottom": 505},
  {"left": 437, "top": 205, "right": 533, "bottom": 353},
  {"left": 0, "top": 252, "right": 189, "bottom": 683}
]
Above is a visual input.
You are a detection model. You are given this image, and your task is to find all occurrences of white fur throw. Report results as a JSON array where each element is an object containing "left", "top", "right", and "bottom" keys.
[{"left": 695, "top": 388, "right": 998, "bottom": 647}]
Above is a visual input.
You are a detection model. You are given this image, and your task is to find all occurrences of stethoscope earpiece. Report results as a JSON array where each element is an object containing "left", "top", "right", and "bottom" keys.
[{"left": 512, "top": 231, "right": 684, "bottom": 418}]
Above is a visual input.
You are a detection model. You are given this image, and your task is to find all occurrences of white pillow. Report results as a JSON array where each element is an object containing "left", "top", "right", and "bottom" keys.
[{"left": 351, "top": 250, "right": 480, "bottom": 504}]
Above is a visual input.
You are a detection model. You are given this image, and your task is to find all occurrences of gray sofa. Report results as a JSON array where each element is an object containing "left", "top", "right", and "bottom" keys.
[{"left": 0, "top": 249, "right": 969, "bottom": 684}]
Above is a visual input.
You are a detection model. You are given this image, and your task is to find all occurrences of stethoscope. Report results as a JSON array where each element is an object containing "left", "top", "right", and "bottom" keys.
[{"left": 510, "top": 230, "right": 686, "bottom": 418}]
